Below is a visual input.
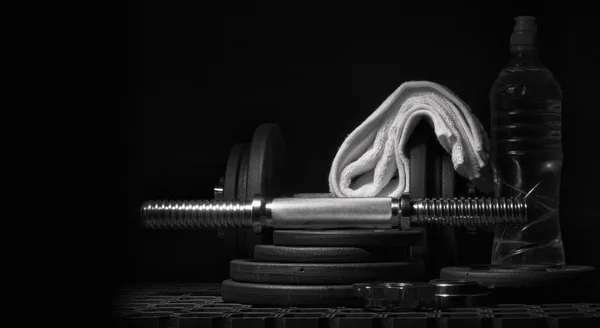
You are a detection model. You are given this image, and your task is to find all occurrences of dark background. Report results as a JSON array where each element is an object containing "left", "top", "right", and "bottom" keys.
[{"left": 120, "top": 4, "right": 599, "bottom": 298}]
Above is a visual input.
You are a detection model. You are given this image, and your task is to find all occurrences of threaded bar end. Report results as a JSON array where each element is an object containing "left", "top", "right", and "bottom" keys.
[
  {"left": 140, "top": 200, "right": 250, "bottom": 229},
  {"left": 411, "top": 197, "right": 527, "bottom": 227}
]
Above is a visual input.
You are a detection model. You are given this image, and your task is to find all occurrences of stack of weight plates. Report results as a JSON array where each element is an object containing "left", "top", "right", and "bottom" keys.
[{"left": 222, "top": 229, "right": 425, "bottom": 307}]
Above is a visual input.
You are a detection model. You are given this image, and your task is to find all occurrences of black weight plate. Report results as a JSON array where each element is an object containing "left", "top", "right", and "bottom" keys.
[
  {"left": 230, "top": 258, "right": 424, "bottom": 285},
  {"left": 440, "top": 265, "right": 595, "bottom": 288},
  {"left": 222, "top": 143, "right": 248, "bottom": 261},
  {"left": 425, "top": 152, "right": 458, "bottom": 279},
  {"left": 253, "top": 245, "right": 407, "bottom": 263},
  {"left": 235, "top": 147, "right": 251, "bottom": 259},
  {"left": 273, "top": 230, "right": 424, "bottom": 248},
  {"left": 240, "top": 124, "right": 286, "bottom": 258},
  {"left": 408, "top": 123, "right": 430, "bottom": 276},
  {"left": 221, "top": 279, "right": 362, "bottom": 307}
]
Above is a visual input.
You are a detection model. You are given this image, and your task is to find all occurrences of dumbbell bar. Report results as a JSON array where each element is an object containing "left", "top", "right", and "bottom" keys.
[{"left": 140, "top": 193, "right": 527, "bottom": 232}]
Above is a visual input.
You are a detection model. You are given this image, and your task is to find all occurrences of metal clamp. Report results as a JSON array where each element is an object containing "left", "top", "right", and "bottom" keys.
[
  {"left": 353, "top": 282, "right": 437, "bottom": 311},
  {"left": 353, "top": 279, "right": 493, "bottom": 311},
  {"left": 429, "top": 279, "right": 493, "bottom": 309}
]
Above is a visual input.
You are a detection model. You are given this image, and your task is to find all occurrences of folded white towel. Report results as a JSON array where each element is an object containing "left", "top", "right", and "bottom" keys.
[{"left": 329, "top": 81, "right": 492, "bottom": 197}]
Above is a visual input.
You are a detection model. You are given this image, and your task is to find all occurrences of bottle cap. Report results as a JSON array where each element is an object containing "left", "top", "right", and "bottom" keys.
[{"left": 510, "top": 16, "right": 538, "bottom": 52}]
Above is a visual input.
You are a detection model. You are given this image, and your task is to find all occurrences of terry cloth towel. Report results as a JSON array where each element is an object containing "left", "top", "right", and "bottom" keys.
[{"left": 329, "top": 81, "right": 492, "bottom": 197}]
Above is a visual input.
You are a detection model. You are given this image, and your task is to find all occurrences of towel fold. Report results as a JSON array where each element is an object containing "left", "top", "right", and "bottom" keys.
[{"left": 329, "top": 81, "right": 492, "bottom": 197}]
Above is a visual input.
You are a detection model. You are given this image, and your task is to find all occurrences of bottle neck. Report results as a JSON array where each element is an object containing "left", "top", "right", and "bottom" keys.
[
  {"left": 510, "top": 30, "right": 538, "bottom": 54},
  {"left": 510, "top": 50, "right": 539, "bottom": 59}
]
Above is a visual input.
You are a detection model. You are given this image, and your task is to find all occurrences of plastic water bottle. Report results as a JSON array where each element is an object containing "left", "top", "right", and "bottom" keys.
[{"left": 489, "top": 16, "right": 565, "bottom": 265}]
